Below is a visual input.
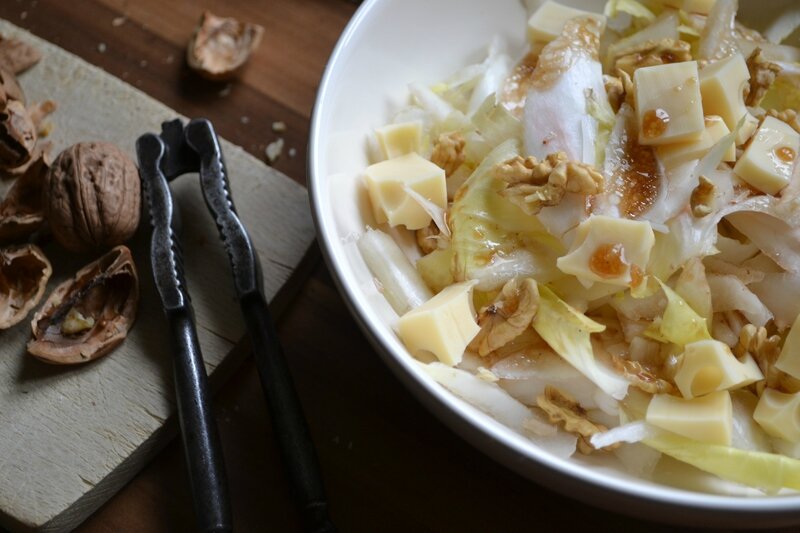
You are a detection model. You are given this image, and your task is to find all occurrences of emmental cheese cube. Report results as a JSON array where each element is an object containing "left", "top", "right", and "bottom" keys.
[
  {"left": 699, "top": 53, "right": 759, "bottom": 144},
  {"left": 526, "top": 0, "right": 607, "bottom": 44},
  {"left": 733, "top": 116, "right": 800, "bottom": 195},
  {"left": 364, "top": 152, "right": 446, "bottom": 230},
  {"left": 556, "top": 216, "right": 655, "bottom": 288},
  {"left": 753, "top": 389, "right": 800, "bottom": 442},
  {"left": 375, "top": 121, "right": 422, "bottom": 160},
  {"left": 646, "top": 390, "right": 733, "bottom": 445},
  {"left": 634, "top": 61, "right": 705, "bottom": 146},
  {"left": 777, "top": 312, "right": 800, "bottom": 380},
  {"left": 674, "top": 339, "right": 764, "bottom": 399},
  {"left": 656, "top": 116, "right": 734, "bottom": 168},
  {"left": 397, "top": 281, "right": 480, "bottom": 366}
]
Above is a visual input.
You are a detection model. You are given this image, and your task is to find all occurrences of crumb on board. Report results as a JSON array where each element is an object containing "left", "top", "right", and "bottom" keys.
[
  {"left": 240, "top": 115, "right": 250, "bottom": 124},
  {"left": 139, "top": 59, "right": 148, "bottom": 68},
  {"left": 38, "top": 121, "right": 54, "bottom": 138},
  {"left": 218, "top": 84, "right": 232, "bottom": 98},
  {"left": 265, "top": 138, "right": 284, "bottom": 164},
  {"left": 97, "top": 42, "right": 107, "bottom": 53},
  {"left": 271, "top": 121, "right": 287, "bottom": 133},
  {"left": 112, "top": 16, "right": 127, "bottom": 27},
  {"left": 164, "top": 54, "right": 175, "bottom": 64},
  {"left": 288, "top": 147, "right": 297, "bottom": 158}
]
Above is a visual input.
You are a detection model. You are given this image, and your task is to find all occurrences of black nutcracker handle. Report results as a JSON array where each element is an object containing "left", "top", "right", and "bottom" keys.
[
  {"left": 186, "top": 118, "right": 335, "bottom": 532},
  {"left": 168, "top": 308, "right": 232, "bottom": 533}
]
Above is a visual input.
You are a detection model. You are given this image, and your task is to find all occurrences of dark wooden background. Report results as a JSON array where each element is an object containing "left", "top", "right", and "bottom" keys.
[{"left": 0, "top": 1, "right": 785, "bottom": 531}]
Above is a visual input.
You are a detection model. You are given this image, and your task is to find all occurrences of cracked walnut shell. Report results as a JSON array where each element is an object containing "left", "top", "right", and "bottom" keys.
[
  {"left": 0, "top": 35, "right": 41, "bottom": 75},
  {"left": 0, "top": 153, "right": 48, "bottom": 242},
  {"left": 0, "top": 99, "right": 36, "bottom": 170},
  {"left": 44, "top": 142, "right": 141, "bottom": 252},
  {"left": 187, "top": 11, "right": 264, "bottom": 80},
  {"left": 0, "top": 68, "right": 24, "bottom": 107},
  {"left": 0, "top": 244, "right": 51, "bottom": 329},
  {"left": 28, "top": 245, "right": 138, "bottom": 364}
]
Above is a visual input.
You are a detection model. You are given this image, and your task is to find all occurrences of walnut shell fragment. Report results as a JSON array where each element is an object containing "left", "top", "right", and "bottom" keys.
[
  {"left": 0, "top": 99, "right": 36, "bottom": 170},
  {"left": 44, "top": 142, "right": 141, "bottom": 252},
  {"left": 0, "top": 153, "right": 48, "bottom": 242},
  {"left": 28, "top": 245, "right": 139, "bottom": 364},
  {"left": 0, "top": 35, "right": 42, "bottom": 75},
  {"left": 187, "top": 11, "right": 264, "bottom": 80},
  {"left": 0, "top": 244, "right": 51, "bottom": 329},
  {"left": 0, "top": 68, "right": 24, "bottom": 107}
]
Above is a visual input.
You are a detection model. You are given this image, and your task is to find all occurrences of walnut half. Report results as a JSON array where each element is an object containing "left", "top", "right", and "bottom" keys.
[
  {"left": 44, "top": 142, "right": 141, "bottom": 252},
  {"left": 28, "top": 245, "right": 139, "bottom": 364},
  {"left": 745, "top": 48, "right": 780, "bottom": 107},
  {"left": 537, "top": 386, "right": 616, "bottom": 454},
  {"left": 736, "top": 324, "right": 800, "bottom": 394},
  {"left": 469, "top": 277, "right": 539, "bottom": 356},
  {"left": 496, "top": 152, "right": 604, "bottom": 215},
  {"left": 430, "top": 132, "right": 465, "bottom": 177}
]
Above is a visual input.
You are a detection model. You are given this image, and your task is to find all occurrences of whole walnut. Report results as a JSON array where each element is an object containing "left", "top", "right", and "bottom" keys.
[{"left": 44, "top": 142, "right": 141, "bottom": 252}]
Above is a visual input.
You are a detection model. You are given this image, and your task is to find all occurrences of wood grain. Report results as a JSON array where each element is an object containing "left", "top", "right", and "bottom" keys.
[{"left": 0, "top": 1, "right": 795, "bottom": 532}]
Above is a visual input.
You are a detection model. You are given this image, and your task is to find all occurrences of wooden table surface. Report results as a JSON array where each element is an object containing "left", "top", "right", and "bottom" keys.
[{"left": 0, "top": 1, "right": 786, "bottom": 532}]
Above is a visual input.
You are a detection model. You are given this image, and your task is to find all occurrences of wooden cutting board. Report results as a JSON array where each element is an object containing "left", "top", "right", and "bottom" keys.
[{"left": 0, "top": 19, "right": 316, "bottom": 533}]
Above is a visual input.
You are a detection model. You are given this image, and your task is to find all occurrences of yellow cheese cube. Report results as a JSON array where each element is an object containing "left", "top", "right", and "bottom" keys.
[
  {"left": 674, "top": 339, "right": 764, "bottom": 399},
  {"left": 733, "top": 116, "right": 800, "bottom": 195},
  {"left": 646, "top": 390, "right": 733, "bottom": 445},
  {"left": 656, "top": 116, "right": 734, "bottom": 168},
  {"left": 526, "top": 0, "right": 607, "bottom": 44},
  {"left": 397, "top": 281, "right": 480, "bottom": 366},
  {"left": 699, "top": 53, "right": 759, "bottom": 145},
  {"left": 375, "top": 121, "right": 422, "bottom": 160},
  {"left": 635, "top": 61, "right": 705, "bottom": 146},
  {"left": 753, "top": 389, "right": 800, "bottom": 442},
  {"left": 776, "top": 312, "right": 800, "bottom": 380},
  {"left": 556, "top": 216, "right": 655, "bottom": 287},
  {"left": 364, "top": 152, "right": 446, "bottom": 229}
]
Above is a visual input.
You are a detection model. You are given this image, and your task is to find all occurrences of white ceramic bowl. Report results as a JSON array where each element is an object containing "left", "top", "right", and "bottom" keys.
[{"left": 309, "top": 0, "right": 800, "bottom": 527}]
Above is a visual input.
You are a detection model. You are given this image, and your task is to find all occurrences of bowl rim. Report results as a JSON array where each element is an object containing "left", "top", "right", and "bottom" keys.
[{"left": 308, "top": 0, "right": 800, "bottom": 525}]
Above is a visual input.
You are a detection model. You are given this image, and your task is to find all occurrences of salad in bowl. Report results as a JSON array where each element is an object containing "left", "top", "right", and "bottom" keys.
[{"left": 312, "top": 0, "right": 800, "bottom": 518}]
